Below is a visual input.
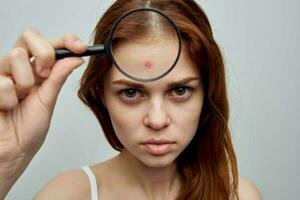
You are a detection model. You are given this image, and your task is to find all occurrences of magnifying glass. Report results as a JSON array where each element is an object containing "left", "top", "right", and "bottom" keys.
[{"left": 55, "top": 8, "right": 182, "bottom": 82}]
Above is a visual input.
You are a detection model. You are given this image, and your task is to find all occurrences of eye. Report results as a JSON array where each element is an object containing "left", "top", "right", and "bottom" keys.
[
  {"left": 174, "top": 87, "right": 187, "bottom": 95},
  {"left": 124, "top": 89, "right": 137, "bottom": 98},
  {"left": 119, "top": 88, "right": 144, "bottom": 104},
  {"left": 170, "top": 86, "right": 193, "bottom": 102}
]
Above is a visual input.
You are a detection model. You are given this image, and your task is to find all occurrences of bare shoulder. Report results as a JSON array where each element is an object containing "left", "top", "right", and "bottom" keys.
[
  {"left": 33, "top": 169, "right": 90, "bottom": 200},
  {"left": 238, "top": 176, "right": 263, "bottom": 200}
]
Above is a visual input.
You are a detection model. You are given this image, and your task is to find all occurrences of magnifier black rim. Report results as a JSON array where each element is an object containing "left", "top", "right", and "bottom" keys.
[{"left": 107, "top": 7, "right": 182, "bottom": 82}]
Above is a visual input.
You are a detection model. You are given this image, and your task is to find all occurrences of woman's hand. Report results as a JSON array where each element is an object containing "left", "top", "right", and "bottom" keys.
[{"left": 0, "top": 28, "right": 87, "bottom": 198}]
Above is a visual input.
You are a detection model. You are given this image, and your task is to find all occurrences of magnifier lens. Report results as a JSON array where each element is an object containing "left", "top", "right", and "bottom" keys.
[{"left": 110, "top": 9, "right": 181, "bottom": 82}]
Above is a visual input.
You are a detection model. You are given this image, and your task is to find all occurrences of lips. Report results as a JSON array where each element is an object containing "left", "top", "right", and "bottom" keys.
[{"left": 141, "top": 139, "right": 175, "bottom": 155}]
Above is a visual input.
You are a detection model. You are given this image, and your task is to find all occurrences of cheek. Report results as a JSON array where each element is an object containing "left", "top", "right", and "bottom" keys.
[
  {"left": 170, "top": 97, "right": 203, "bottom": 143},
  {"left": 106, "top": 99, "right": 145, "bottom": 143},
  {"left": 177, "top": 111, "right": 201, "bottom": 143},
  {"left": 108, "top": 110, "right": 136, "bottom": 147}
]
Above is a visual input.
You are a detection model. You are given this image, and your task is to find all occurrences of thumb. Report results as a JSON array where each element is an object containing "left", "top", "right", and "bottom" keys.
[{"left": 37, "top": 57, "right": 84, "bottom": 111}]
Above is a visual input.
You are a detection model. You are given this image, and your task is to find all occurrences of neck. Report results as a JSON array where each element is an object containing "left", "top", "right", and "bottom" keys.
[{"left": 116, "top": 150, "right": 182, "bottom": 199}]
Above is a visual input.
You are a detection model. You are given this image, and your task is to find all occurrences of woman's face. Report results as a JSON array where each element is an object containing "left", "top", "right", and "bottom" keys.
[{"left": 103, "top": 39, "right": 204, "bottom": 168}]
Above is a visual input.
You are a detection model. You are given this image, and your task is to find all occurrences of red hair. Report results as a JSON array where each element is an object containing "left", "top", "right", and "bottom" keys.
[{"left": 78, "top": 0, "right": 239, "bottom": 199}]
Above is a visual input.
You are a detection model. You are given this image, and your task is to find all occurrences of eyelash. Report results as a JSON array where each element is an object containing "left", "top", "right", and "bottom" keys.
[{"left": 118, "top": 86, "right": 194, "bottom": 104}]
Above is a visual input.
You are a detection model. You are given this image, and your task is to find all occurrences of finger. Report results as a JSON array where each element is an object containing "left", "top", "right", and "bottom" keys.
[
  {"left": 51, "top": 34, "right": 87, "bottom": 54},
  {"left": 32, "top": 35, "right": 87, "bottom": 111},
  {"left": 0, "top": 48, "right": 35, "bottom": 99},
  {"left": 14, "top": 28, "right": 55, "bottom": 78},
  {"left": 36, "top": 57, "right": 84, "bottom": 112},
  {"left": 0, "top": 75, "right": 18, "bottom": 110}
]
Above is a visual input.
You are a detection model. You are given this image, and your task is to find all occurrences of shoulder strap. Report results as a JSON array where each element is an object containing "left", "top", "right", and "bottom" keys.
[{"left": 82, "top": 166, "right": 99, "bottom": 200}]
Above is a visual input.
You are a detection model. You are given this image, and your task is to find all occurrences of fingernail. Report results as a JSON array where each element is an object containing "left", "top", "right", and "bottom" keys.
[{"left": 40, "top": 68, "right": 51, "bottom": 77}]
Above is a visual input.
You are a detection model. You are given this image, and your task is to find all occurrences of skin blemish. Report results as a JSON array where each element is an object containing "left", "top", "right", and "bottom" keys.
[{"left": 144, "top": 61, "right": 153, "bottom": 69}]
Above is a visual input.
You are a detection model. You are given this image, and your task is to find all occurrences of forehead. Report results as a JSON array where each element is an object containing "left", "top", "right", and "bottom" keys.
[
  {"left": 106, "top": 42, "right": 200, "bottom": 85},
  {"left": 111, "top": 35, "right": 180, "bottom": 80}
]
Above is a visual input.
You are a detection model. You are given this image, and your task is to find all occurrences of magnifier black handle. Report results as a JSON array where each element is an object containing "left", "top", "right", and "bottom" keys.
[{"left": 55, "top": 44, "right": 105, "bottom": 60}]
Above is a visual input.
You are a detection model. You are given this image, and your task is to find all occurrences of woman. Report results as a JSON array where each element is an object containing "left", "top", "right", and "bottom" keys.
[{"left": 0, "top": 0, "right": 261, "bottom": 199}]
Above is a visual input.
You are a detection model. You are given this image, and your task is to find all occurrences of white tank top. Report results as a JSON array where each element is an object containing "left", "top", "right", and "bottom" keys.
[{"left": 82, "top": 166, "right": 99, "bottom": 200}]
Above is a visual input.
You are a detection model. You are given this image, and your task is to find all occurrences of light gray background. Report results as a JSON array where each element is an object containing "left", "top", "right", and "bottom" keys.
[{"left": 1, "top": 0, "right": 299, "bottom": 199}]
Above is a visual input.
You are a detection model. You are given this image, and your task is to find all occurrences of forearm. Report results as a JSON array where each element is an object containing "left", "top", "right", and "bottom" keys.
[
  {"left": 0, "top": 155, "right": 33, "bottom": 200},
  {"left": 0, "top": 175, "right": 19, "bottom": 200}
]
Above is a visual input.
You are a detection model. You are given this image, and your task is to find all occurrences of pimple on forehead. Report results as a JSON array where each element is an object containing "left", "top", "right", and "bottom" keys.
[{"left": 144, "top": 61, "right": 154, "bottom": 69}]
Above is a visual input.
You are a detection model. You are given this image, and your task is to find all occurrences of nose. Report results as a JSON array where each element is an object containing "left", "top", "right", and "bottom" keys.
[{"left": 143, "top": 98, "right": 170, "bottom": 130}]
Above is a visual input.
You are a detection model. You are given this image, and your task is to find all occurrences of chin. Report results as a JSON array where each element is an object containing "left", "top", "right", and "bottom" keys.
[{"left": 137, "top": 153, "right": 178, "bottom": 168}]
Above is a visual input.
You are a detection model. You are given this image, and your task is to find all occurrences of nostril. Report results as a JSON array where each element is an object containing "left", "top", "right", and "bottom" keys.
[{"left": 143, "top": 114, "right": 170, "bottom": 130}]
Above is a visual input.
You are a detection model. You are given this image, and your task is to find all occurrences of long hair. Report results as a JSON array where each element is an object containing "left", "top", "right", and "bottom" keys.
[{"left": 78, "top": 0, "right": 239, "bottom": 199}]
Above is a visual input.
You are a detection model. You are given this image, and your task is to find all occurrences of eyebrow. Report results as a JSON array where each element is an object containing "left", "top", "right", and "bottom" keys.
[{"left": 112, "top": 77, "right": 200, "bottom": 89}]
